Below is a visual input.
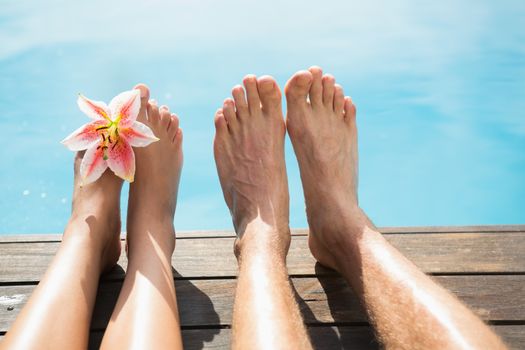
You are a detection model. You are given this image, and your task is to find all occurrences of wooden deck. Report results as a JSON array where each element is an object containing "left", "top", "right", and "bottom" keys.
[{"left": 1, "top": 225, "right": 524, "bottom": 349}]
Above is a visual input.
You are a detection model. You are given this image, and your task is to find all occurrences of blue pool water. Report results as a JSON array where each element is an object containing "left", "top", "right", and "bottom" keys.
[{"left": 1, "top": 0, "right": 524, "bottom": 234}]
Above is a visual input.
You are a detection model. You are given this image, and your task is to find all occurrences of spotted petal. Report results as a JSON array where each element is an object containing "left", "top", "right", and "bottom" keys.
[
  {"left": 109, "top": 89, "right": 141, "bottom": 127},
  {"left": 77, "top": 95, "right": 111, "bottom": 121},
  {"left": 61, "top": 120, "right": 107, "bottom": 151},
  {"left": 107, "top": 138, "right": 135, "bottom": 182},
  {"left": 80, "top": 144, "right": 108, "bottom": 185},
  {"left": 121, "top": 121, "right": 159, "bottom": 147}
]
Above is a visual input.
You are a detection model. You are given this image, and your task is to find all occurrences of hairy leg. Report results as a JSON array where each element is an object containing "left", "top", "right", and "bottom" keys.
[
  {"left": 214, "top": 75, "right": 312, "bottom": 350},
  {"left": 285, "top": 67, "right": 507, "bottom": 350},
  {"left": 1, "top": 155, "right": 123, "bottom": 350},
  {"left": 100, "top": 85, "right": 183, "bottom": 349}
]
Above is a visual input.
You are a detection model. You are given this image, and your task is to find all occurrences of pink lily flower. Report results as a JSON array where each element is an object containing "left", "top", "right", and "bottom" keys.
[{"left": 62, "top": 89, "right": 158, "bottom": 184}]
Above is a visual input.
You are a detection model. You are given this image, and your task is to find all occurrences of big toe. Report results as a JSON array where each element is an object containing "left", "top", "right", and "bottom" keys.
[
  {"left": 257, "top": 76, "right": 282, "bottom": 114},
  {"left": 133, "top": 83, "right": 150, "bottom": 123},
  {"left": 285, "top": 70, "right": 313, "bottom": 105}
]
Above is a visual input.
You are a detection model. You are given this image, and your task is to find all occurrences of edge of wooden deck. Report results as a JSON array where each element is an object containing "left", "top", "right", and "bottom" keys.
[{"left": 1, "top": 224, "right": 523, "bottom": 243}]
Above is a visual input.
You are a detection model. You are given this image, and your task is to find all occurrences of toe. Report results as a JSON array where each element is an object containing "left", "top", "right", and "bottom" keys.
[
  {"left": 134, "top": 83, "right": 150, "bottom": 123},
  {"left": 174, "top": 127, "right": 183, "bottom": 147},
  {"left": 257, "top": 75, "right": 282, "bottom": 114},
  {"left": 169, "top": 113, "right": 180, "bottom": 139},
  {"left": 159, "top": 105, "right": 172, "bottom": 129},
  {"left": 214, "top": 108, "right": 229, "bottom": 136},
  {"left": 243, "top": 74, "right": 261, "bottom": 114},
  {"left": 322, "top": 75, "right": 335, "bottom": 107},
  {"left": 285, "top": 70, "right": 313, "bottom": 104},
  {"left": 308, "top": 66, "right": 323, "bottom": 107},
  {"left": 222, "top": 98, "right": 237, "bottom": 127},
  {"left": 344, "top": 96, "right": 357, "bottom": 124},
  {"left": 148, "top": 100, "right": 160, "bottom": 123},
  {"left": 333, "top": 84, "right": 345, "bottom": 115},
  {"left": 170, "top": 113, "right": 180, "bottom": 129},
  {"left": 232, "top": 85, "right": 249, "bottom": 118}
]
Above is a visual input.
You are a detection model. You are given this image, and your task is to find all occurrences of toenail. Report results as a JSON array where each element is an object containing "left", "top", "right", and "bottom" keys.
[
  {"left": 160, "top": 105, "right": 168, "bottom": 110},
  {"left": 259, "top": 78, "right": 274, "bottom": 87},
  {"left": 150, "top": 99, "right": 157, "bottom": 105},
  {"left": 309, "top": 66, "right": 323, "bottom": 75}
]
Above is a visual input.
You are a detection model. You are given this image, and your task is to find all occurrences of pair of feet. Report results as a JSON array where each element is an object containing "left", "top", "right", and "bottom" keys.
[
  {"left": 214, "top": 66, "right": 362, "bottom": 270},
  {"left": 69, "top": 85, "right": 182, "bottom": 272},
  {"left": 71, "top": 66, "right": 361, "bottom": 274}
]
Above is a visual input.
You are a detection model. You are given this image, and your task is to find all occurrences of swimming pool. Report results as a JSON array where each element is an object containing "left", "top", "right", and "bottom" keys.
[{"left": 1, "top": 0, "right": 524, "bottom": 234}]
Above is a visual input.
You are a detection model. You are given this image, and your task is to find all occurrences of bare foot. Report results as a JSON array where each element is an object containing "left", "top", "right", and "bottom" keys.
[
  {"left": 285, "top": 67, "right": 366, "bottom": 271},
  {"left": 68, "top": 152, "right": 123, "bottom": 273},
  {"left": 213, "top": 75, "right": 290, "bottom": 256},
  {"left": 126, "top": 84, "right": 183, "bottom": 255}
]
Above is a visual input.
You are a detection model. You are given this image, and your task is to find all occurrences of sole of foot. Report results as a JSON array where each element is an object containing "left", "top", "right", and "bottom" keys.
[
  {"left": 213, "top": 75, "right": 291, "bottom": 257},
  {"left": 285, "top": 66, "right": 361, "bottom": 271}
]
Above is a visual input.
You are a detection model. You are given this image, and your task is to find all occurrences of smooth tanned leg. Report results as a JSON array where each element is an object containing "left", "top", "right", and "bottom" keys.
[
  {"left": 100, "top": 85, "right": 183, "bottom": 350},
  {"left": 285, "top": 66, "right": 507, "bottom": 349},
  {"left": 214, "top": 75, "right": 312, "bottom": 350},
  {"left": 1, "top": 154, "right": 123, "bottom": 350}
]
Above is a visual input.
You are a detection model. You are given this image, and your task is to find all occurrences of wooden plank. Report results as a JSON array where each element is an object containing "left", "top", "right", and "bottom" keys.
[
  {"left": 0, "top": 231, "right": 237, "bottom": 244},
  {"left": 379, "top": 225, "right": 525, "bottom": 234},
  {"left": 171, "top": 326, "right": 525, "bottom": 350},
  {"left": 494, "top": 325, "right": 525, "bottom": 350},
  {"left": 1, "top": 276, "right": 523, "bottom": 332},
  {"left": 2, "top": 326, "right": 523, "bottom": 350},
  {"left": 168, "top": 226, "right": 525, "bottom": 237},
  {"left": 82, "top": 329, "right": 232, "bottom": 350},
  {"left": 0, "top": 234, "right": 63, "bottom": 243},
  {"left": 82, "top": 327, "right": 377, "bottom": 350},
  {"left": 1, "top": 225, "right": 523, "bottom": 242},
  {"left": 1, "top": 232, "right": 524, "bottom": 283}
]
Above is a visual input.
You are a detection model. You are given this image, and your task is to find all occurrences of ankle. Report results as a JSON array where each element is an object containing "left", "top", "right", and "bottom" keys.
[
  {"left": 328, "top": 213, "right": 383, "bottom": 272},
  {"left": 63, "top": 213, "right": 119, "bottom": 243},
  {"left": 126, "top": 222, "right": 176, "bottom": 258},
  {"left": 311, "top": 206, "right": 374, "bottom": 252},
  {"left": 60, "top": 229, "right": 106, "bottom": 272},
  {"left": 234, "top": 219, "right": 290, "bottom": 263}
]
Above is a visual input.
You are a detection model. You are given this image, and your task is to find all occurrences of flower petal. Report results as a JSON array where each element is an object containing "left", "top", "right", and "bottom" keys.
[
  {"left": 80, "top": 145, "right": 108, "bottom": 185},
  {"left": 77, "top": 94, "right": 111, "bottom": 121},
  {"left": 61, "top": 120, "right": 107, "bottom": 151},
  {"left": 108, "top": 89, "right": 141, "bottom": 127},
  {"left": 107, "top": 138, "right": 135, "bottom": 182},
  {"left": 121, "top": 121, "right": 159, "bottom": 147}
]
